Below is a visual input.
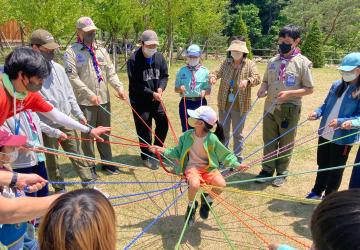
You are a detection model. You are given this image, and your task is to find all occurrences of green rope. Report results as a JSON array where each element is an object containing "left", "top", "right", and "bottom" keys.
[
  {"left": 257, "top": 130, "right": 360, "bottom": 167},
  {"left": 175, "top": 191, "right": 199, "bottom": 249},
  {"left": 227, "top": 162, "right": 360, "bottom": 185},
  {"left": 201, "top": 191, "right": 236, "bottom": 250}
]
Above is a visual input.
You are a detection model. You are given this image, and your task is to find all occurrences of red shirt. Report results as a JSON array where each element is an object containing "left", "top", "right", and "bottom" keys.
[{"left": 0, "top": 85, "right": 53, "bottom": 125}]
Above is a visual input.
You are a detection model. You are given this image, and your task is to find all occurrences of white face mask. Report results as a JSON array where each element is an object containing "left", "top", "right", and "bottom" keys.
[
  {"left": 231, "top": 51, "right": 243, "bottom": 61},
  {"left": 341, "top": 71, "right": 359, "bottom": 82},
  {"left": 0, "top": 149, "right": 19, "bottom": 164},
  {"left": 143, "top": 47, "right": 157, "bottom": 58},
  {"left": 188, "top": 58, "right": 200, "bottom": 67}
]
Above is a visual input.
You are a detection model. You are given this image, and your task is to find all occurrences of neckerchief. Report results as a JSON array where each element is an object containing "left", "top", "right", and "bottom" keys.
[
  {"left": 278, "top": 48, "right": 301, "bottom": 81},
  {"left": 77, "top": 37, "right": 103, "bottom": 84},
  {"left": 186, "top": 64, "right": 202, "bottom": 90},
  {"left": 2, "top": 73, "right": 27, "bottom": 100}
]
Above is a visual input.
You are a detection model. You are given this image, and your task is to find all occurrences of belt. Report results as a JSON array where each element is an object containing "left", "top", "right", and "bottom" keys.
[{"left": 183, "top": 97, "right": 202, "bottom": 101}]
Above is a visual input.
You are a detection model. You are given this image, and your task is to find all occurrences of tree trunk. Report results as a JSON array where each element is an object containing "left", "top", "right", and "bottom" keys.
[
  {"left": 19, "top": 24, "right": 25, "bottom": 46},
  {"left": 322, "top": 10, "right": 342, "bottom": 45},
  {"left": 112, "top": 36, "right": 117, "bottom": 72}
]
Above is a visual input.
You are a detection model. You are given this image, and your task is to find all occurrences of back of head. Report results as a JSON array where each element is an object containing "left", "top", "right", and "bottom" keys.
[
  {"left": 311, "top": 189, "right": 360, "bottom": 250},
  {"left": 38, "top": 189, "right": 116, "bottom": 250},
  {"left": 4, "top": 46, "right": 50, "bottom": 80}
]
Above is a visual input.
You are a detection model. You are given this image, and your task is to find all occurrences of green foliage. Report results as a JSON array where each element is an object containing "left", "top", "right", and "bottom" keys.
[{"left": 301, "top": 20, "right": 325, "bottom": 68}]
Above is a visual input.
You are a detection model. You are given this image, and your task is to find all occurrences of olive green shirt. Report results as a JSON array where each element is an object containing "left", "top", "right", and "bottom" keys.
[
  {"left": 64, "top": 43, "right": 124, "bottom": 106},
  {"left": 262, "top": 54, "right": 314, "bottom": 113}
]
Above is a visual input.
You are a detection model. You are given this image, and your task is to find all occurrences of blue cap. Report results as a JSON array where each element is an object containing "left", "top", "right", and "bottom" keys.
[
  {"left": 187, "top": 44, "right": 201, "bottom": 57},
  {"left": 339, "top": 52, "right": 360, "bottom": 71}
]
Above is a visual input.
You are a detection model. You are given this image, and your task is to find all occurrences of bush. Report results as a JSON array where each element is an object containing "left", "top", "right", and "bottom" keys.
[{"left": 301, "top": 20, "right": 325, "bottom": 68}]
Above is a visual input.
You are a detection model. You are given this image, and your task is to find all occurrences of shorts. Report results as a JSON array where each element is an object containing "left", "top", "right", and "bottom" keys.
[{"left": 185, "top": 167, "right": 222, "bottom": 185}]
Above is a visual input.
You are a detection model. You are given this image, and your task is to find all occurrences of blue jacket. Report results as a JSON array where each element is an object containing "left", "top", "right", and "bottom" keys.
[{"left": 315, "top": 80, "right": 360, "bottom": 145}]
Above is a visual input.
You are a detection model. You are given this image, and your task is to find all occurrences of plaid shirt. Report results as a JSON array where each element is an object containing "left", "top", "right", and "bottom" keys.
[{"left": 214, "top": 58, "right": 260, "bottom": 114}]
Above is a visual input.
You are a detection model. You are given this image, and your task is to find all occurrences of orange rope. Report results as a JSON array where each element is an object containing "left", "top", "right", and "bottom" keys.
[
  {"left": 204, "top": 188, "right": 269, "bottom": 246},
  {"left": 27, "top": 147, "right": 177, "bottom": 178},
  {"left": 203, "top": 186, "right": 311, "bottom": 249},
  {"left": 160, "top": 99, "right": 179, "bottom": 144}
]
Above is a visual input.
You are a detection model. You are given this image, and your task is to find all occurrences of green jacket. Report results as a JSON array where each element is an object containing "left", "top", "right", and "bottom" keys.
[{"left": 164, "top": 130, "right": 240, "bottom": 175}]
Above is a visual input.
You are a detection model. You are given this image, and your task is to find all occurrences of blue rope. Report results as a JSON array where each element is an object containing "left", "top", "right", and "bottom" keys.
[
  {"left": 111, "top": 183, "right": 182, "bottom": 207},
  {"left": 97, "top": 105, "right": 176, "bottom": 166},
  {"left": 123, "top": 186, "right": 188, "bottom": 249},
  {"left": 108, "top": 184, "right": 186, "bottom": 200},
  {"left": 233, "top": 100, "right": 276, "bottom": 153},
  {"left": 243, "top": 119, "right": 308, "bottom": 161},
  {"left": 49, "top": 180, "right": 182, "bottom": 185},
  {"left": 221, "top": 87, "right": 241, "bottom": 126},
  {"left": 225, "top": 97, "right": 259, "bottom": 147}
]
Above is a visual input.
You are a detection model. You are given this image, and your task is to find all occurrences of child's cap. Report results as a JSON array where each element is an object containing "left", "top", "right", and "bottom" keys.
[
  {"left": 187, "top": 44, "right": 201, "bottom": 57},
  {"left": 0, "top": 130, "right": 26, "bottom": 147},
  {"left": 187, "top": 106, "right": 217, "bottom": 127}
]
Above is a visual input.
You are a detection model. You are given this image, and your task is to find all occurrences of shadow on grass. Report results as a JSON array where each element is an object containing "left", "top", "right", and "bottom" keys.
[
  {"left": 266, "top": 199, "right": 316, "bottom": 240},
  {"left": 225, "top": 172, "right": 269, "bottom": 191},
  {"left": 120, "top": 214, "right": 219, "bottom": 249}
]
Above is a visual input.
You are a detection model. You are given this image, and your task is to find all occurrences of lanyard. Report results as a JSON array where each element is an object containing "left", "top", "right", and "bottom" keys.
[
  {"left": 13, "top": 92, "right": 21, "bottom": 135},
  {"left": 24, "top": 110, "right": 37, "bottom": 134}
]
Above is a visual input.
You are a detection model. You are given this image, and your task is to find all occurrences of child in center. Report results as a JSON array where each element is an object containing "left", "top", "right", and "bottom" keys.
[{"left": 150, "top": 106, "right": 248, "bottom": 226}]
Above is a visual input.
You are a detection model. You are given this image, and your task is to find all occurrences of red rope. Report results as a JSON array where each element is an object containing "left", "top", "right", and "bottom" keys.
[
  {"left": 183, "top": 97, "right": 189, "bottom": 131},
  {"left": 58, "top": 136, "right": 149, "bottom": 148},
  {"left": 121, "top": 97, "right": 166, "bottom": 147},
  {"left": 160, "top": 99, "right": 179, "bottom": 144}
]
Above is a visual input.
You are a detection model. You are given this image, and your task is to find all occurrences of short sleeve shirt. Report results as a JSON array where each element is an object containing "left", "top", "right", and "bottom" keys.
[
  {"left": 0, "top": 79, "right": 53, "bottom": 125},
  {"left": 175, "top": 66, "right": 210, "bottom": 98},
  {"left": 263, "top": 54, "right": 314, "bottom": 110}
]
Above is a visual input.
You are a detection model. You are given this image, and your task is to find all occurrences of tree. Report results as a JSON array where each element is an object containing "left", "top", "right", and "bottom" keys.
[
  {"left": 241, "top": 4, "right": 262, "bottom": 47},
  {"left": 302, "top": 20, "right": 325, "bottom": 68}
]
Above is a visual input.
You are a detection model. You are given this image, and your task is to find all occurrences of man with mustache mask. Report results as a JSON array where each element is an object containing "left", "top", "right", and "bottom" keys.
[
  {"left": 255, "top": 24, "right": 314, "bottom": 187},
  {"left": 30, "top": 29, "right": 96, "bottom": 192},
  {"left": 64, "top": 17, "right": 126, "bottom": 176},
  {"left": 127, "top": 30, "right": 169, "bottom": 170}
]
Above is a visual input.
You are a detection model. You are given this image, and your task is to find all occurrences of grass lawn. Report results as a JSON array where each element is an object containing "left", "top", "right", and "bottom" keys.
[{"left": 56, "top": 58, "right": 353, "bottom": 250}]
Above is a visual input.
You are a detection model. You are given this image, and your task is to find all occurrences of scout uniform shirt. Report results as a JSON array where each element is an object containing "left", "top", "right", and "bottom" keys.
[
  {"left": 64, "top": 43, "right": 124, "bottom": 106},
  {"left": 262, "top": 53, "right": 314, "bottom": 113},
  {"left": 175, "top": 65, "right": 210, "bottom": 98}
]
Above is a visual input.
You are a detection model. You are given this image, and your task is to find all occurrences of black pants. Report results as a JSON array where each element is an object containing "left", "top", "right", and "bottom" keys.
[
  {"left": 313, "top": 136, "right": 352, "bottom": 196},
  {"left": 132, "top": 101, "right": 169, "bottom": 160}
]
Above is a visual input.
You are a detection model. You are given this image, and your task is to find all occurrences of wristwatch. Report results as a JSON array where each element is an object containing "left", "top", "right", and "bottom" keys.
[{"left": 9, "top": 172, "right": 18, "bottom": 188}]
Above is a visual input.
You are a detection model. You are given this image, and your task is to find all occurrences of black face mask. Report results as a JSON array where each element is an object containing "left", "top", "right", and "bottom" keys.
[
  {"left": 40, "top": 50, "right": 55, "bottom": 62},
  {"left": 278, "top": 43, "right": 293, "bottom": 54},
  {"left": 83, "top": 32, "right": 96, "bottom": 44},
  {"left": 22, "top": 74, "right": 42, "bottom": 92}
]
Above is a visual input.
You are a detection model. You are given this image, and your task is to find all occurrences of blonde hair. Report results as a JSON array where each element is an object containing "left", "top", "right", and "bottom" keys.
[{"left": 38, "top": 189, "right": 116, "bottom": 250}]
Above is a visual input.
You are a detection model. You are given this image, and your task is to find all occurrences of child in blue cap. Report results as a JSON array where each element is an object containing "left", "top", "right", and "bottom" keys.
[
  {"left": 306, "top": 52, "right": 360, "bottom": 199},
  {"left": 174, "top": 44, "right": 211, "bottom": 132}
]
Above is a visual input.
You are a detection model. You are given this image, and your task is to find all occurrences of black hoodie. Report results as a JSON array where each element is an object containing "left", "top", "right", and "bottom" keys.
[{"left": 127, "top": 48, "right": 168, "bottom": 105}]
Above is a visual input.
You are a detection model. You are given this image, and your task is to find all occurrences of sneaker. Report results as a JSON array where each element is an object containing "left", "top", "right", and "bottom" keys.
[
  {"left": 305, "top": 191, "right": 322, "bottom": 200},
  {"left": 143, "top": 158, "right": 159, "bottom": 170},
  {"left": 185, "top": 201, "right": 198, "bottom": 227},
  {"left": 94, "top": 186, "right": 110, "bottom": 198},
  {"left": 272, "top": 176, "right": 287, "bottom": 187},
  {"left": 255, "top": 170, "right": 273, "bottom": 183},
  {"left": 101, "top": 165, "right": 121, "bottom": 175},
  {"left": 91, "top": 167, "right": 100, "bottom": 180},
  {"left": 200, "top": 193, "right": 212, "bottom": 220}
]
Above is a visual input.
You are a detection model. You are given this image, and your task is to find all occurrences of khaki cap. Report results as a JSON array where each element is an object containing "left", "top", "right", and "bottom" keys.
[
  {"left": 141, "top": 30, "right": 159, "bottom": 45},
  {"left": 227, "top": 40, "right": 249, "bottom": 54},
  {"left": 76, "top": 17, "right": 97, "bottom": 32},
  {"left": 30, "top": 29, "right": 59, "bottom": 49}
]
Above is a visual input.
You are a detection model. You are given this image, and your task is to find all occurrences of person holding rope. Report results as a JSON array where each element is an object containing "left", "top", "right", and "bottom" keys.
[
  {"left": 127, "top": 30, "right": 169, "bottom": 170},
  {"left": 150, "top": 106, "right": 248, "bottom": 226},
  {"left": 29, "top": 29, "right": 98, "bottom": 192},
  {"left": 209, "top": 37, "right": 260, "bottom": 161},
  {"left": 175, "top": 44, "right": 211, "bottom": 132},
  {"left": 64, "top": 17, "right": 126, "bottom": 176},
  {"left": 0, "top": 47, "right": 109, "bottom": 140},
  {"left": 256, "top": 25, "right": 314, "bottom": 187},
  {"left": 306, "top": 52, "right": 360, "bottom": 199}
]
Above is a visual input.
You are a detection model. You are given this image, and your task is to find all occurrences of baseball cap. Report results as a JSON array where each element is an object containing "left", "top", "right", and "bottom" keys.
[
  {"left": 187, "top": 44, "right": 201, "bottom": 57},
  {"left": 187, "top": 106, "right": 218, "bottom": 127},
  {"left": 141, "top": 30, "right": 159, "bottom": 46},
  {"left": 76, "top": 17, "right": 97, "bottom": 32},
  {"left": 0, "top": 130, "right": 26, "bottom": 147},
  {"left": 338, "top": 52, "right": 360, "bottom": 72},
  {"left": 30, "top": 29, "right": 60, "bottom": 50},
  {"left": 227, "top": 40, "right": 249, "bottom": 54}
]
